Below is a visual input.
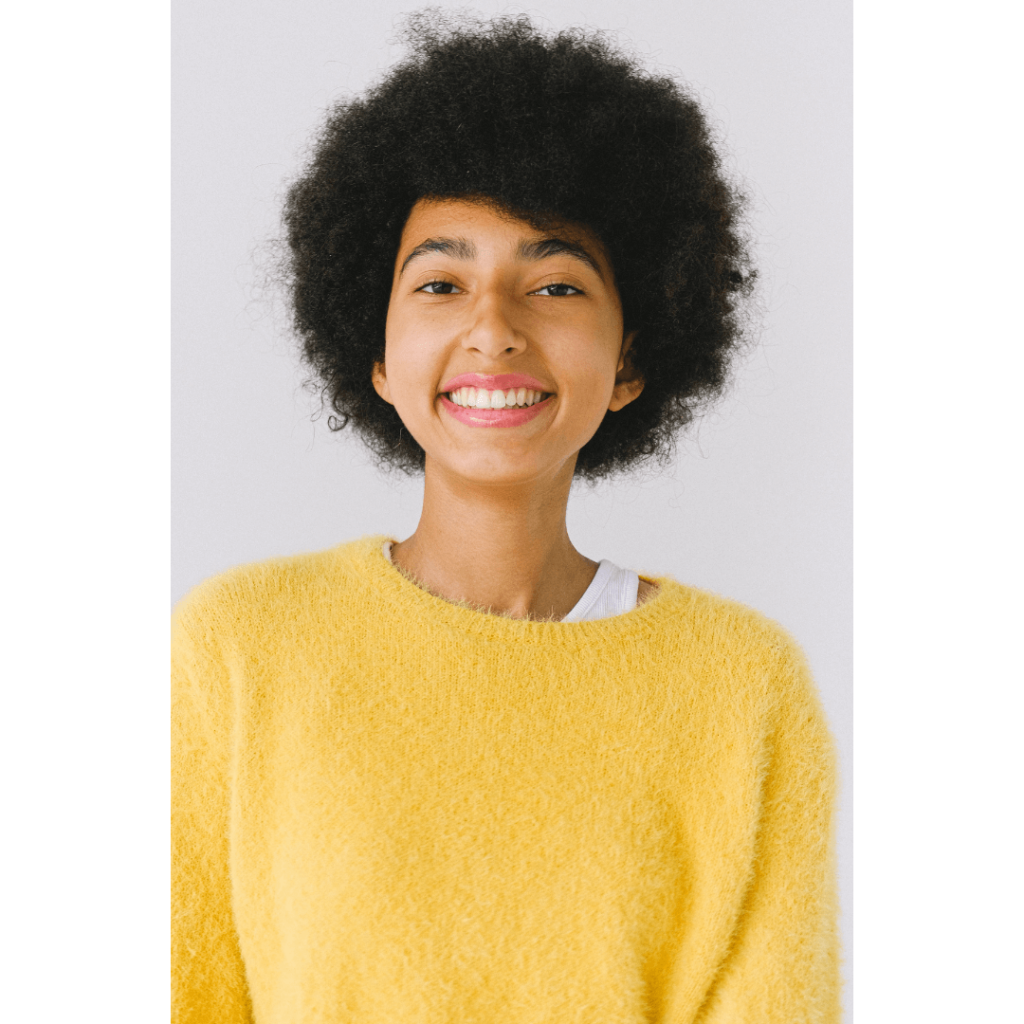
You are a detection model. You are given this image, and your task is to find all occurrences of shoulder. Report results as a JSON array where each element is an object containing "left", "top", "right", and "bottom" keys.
[
  {"left": 644, "top": 576, "right": 796, "bottom": 653},
  {"left": 172, "top": 535, "right": 385, "bottom": 645},
  {"left": 639, "top": 576, "right": 823, "bottom": 711}
]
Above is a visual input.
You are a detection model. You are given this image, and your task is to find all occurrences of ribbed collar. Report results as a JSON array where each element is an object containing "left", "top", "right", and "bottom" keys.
[{"left": 333, "top": 534, "right": 690, "bottom": 648}]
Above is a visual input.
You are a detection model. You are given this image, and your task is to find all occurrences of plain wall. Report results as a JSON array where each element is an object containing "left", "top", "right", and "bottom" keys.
[{"left": 172, "top": 0, "right": 852, "bottom": 1009}]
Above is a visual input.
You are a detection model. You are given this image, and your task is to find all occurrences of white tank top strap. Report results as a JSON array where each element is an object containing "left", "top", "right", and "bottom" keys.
[
  {"left": 382, "top": 541, "right": 640, "bottom": 619},
  {"left": 561, "top": 559, "right": 640, "bottom": 622}
]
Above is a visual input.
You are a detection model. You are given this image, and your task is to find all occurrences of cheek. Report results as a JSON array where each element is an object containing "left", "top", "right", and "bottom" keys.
[
  {"left": 565, "top": 330, "right": 621, "bottom": 396},
  {"left": 382, "top": 325, "right": 442, "bottom": 414}
]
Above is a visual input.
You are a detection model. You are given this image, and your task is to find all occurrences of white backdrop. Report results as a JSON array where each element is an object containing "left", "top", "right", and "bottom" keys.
[{"left": 172, "top": 0, "right": 852, "bottom": 1007}]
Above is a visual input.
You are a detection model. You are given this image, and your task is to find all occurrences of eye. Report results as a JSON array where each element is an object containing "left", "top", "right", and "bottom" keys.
[
  {"left": 417, "top": 280, "right": 461, "bottom": 295},
  {"left": 531, "top": 283, "right": 583, "bottom": 297}
]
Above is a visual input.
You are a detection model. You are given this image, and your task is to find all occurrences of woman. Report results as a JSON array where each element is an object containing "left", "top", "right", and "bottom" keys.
[{"left": 172, "top": 14, "right": 840, "bottom": 1022}]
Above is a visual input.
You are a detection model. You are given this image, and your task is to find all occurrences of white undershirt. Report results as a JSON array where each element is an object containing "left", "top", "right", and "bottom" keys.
[{"left": 381, "top": 541, "right": 640, "bottom": 621}]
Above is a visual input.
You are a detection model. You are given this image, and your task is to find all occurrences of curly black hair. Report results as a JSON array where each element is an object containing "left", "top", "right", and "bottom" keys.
[{"left": 283, "top": 10, "right": 754, "bottom": 480}]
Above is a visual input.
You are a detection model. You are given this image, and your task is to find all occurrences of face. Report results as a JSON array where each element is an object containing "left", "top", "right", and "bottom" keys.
[{"left": 374, "top": 197, "right": 643, "bottom": 487}]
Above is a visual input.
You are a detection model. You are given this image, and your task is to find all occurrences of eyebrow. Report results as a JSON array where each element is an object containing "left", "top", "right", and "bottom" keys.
[
  {"left": 517, "top": 237, "right": 603, "bottom": 279},
  {"left": 399, "top": 237, "right": 476, "bottom": 276},
  {"left": 398, "top": 233, "right": 604, "bottom": 279}
]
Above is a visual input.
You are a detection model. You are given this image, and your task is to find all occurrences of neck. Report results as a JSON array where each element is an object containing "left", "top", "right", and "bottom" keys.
[{"left": 390, "top": 457, "right": 597, "bottom": 621}]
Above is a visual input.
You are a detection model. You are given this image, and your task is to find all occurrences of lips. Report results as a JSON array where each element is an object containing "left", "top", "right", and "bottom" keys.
[
  {"left": 440, "top": 392, "right": 554, "bottom": 428},
  {"left": 440, "top": 372, "right": 553, "bottom": 393}
]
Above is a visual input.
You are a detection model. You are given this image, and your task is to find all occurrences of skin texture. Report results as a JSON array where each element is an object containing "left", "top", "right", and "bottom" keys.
[{"left": 373, "top": 198, "right": 657, "bottom": 620}]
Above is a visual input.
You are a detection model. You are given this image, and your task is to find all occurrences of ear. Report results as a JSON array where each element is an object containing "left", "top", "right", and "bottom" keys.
[
  {"left": 608, "top": 331, "right": 644, "bottom": 412},
  {"left": 371, "top": 361, "right": 393, "bottom": 405}
]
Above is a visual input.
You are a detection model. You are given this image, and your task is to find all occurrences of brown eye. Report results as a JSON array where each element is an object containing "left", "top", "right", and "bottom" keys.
[
  {"left": 532, "top": 283, "right": 583, "bottom": 297},
  {"left": 419, "top": 280, "right": 460, "bottom": 294}
]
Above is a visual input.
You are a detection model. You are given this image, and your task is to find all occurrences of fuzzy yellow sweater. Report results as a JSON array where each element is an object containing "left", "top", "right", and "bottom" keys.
[{"left": 172, "top": 535, "right": 840, "bottom": 1023}]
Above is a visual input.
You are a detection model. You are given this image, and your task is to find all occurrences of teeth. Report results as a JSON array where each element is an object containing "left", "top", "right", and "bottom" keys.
[{"left": 447, "top": 387, "right": 549, "bottom": 408}]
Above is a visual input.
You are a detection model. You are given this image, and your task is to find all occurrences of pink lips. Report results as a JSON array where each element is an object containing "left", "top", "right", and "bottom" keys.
[
  {"left": 441, "top": 372, "right": 552, "bottom": 393},
  {"left": 438, "top": 371, "right": 556, "bottom": 429}
]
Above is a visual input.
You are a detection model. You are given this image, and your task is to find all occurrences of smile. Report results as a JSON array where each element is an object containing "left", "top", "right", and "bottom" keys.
[{"left": 439, "top": 390, "right": 554, "bottom": 428}]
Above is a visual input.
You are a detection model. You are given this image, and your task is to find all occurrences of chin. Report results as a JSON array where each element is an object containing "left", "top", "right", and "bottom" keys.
[{"left": 435, "top": 449, "right": 565, "bottom": 487}]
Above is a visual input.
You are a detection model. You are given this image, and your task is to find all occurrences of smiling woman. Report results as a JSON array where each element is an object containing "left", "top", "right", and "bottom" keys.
[
  {"left": 372, "top": 197, "right": 647, "bottom": 619},
  {"left": 172, "top": 11, "right": 841, "bottom": 1024},
  {"left": 284, "top": 11, "right": 752, "bottom": 484}
]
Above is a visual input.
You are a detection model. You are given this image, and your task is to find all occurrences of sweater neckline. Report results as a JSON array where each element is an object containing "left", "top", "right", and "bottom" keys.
[{"left": 339, "top": 534, "right": 681, "bottom": 646}]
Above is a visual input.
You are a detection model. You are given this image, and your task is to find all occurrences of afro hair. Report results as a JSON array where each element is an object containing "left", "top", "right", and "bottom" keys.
[{"left": 283, "top": 10, "right": 754, "bottom": 480}]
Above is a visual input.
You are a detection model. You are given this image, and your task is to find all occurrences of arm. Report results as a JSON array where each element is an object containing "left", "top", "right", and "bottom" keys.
[
  {"left": 695, "top": 644, "right": 843, "bottom": 1023},
  {"left": 171, "top": 599, "right": 254, "bottom": 1024}
]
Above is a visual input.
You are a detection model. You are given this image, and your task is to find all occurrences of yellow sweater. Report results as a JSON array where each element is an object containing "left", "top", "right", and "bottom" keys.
[{"left": 172, "top": 535, "right": 840, "bottom": 1023}]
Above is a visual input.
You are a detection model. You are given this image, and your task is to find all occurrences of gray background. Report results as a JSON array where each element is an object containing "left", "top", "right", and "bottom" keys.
[{"left": 173, "top": 0, "right": 852, "bottom": 1006}]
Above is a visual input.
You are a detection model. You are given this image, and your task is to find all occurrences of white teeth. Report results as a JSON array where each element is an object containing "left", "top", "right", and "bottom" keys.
[{"left": 447, "top": 387, "right": 550, "bottom": 408}]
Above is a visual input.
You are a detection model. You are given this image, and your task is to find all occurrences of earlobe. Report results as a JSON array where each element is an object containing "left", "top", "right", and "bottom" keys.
[
  {"left": 371, "top": 361, "right": 393, "bottom": 405},
  {"left": 608, "top": 377, "right": 644, "bottom": 412}
]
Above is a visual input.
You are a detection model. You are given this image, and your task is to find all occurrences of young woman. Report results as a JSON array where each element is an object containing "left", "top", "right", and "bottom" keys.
[{"left": 172, "top": 15, "right": 840, "bottom": 1022}]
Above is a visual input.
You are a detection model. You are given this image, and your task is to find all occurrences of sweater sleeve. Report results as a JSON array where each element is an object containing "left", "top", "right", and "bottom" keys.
[
  {"left": 172, "top": 594, "right": 254, "bottom": 1024},
  {"left": 696, "top": 641, "right": 843, "bottom": 1024}
]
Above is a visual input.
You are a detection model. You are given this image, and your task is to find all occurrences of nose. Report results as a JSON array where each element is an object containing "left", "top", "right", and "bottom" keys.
[{"left": 461, "top": 291, "right": 526, "bottom": 358}]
